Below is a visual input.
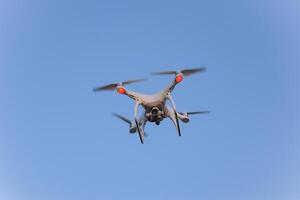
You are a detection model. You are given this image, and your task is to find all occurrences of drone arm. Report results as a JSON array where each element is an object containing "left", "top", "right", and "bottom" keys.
[
  {"left": 161, "top": 79, "right": 178, "bottom": 96},
  {"left": 121, "top": 89, "right": 144, "bottom": 102},
  {"left": 161, "top": 72, "right": 184, "bottom": 95}
]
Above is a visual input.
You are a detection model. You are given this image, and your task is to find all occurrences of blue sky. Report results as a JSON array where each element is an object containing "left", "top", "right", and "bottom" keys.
[{"left": 0, "top": 0, "right": 299, "bottom": 199}]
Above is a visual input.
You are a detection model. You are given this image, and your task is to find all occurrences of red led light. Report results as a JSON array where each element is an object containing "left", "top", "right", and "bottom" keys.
[
  {"left": 175, "top": 75, "right": 183, "bottom": 83},
  {"left": 117, "top": 87, "right": 126, "bottom": 94}
]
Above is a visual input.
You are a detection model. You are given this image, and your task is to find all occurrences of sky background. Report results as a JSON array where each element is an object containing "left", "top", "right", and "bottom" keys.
[{"left": 0, "top": 0, "right": 300, "bottom": 199}]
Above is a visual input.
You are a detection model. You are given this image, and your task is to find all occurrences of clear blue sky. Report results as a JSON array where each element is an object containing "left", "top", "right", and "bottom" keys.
[{"left": 1, "top": 0, "right": 299, "bottom": 199}]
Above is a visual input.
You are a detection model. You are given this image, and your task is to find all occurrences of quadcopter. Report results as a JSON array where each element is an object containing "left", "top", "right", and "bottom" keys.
[{"left": 93, "top": 67, "right": 209, "bottom": 144}]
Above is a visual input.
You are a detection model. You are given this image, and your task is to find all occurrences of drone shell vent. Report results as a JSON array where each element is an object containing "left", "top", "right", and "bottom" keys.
[
  {"left": 175, "top": 74, "right": 183, "bottom": 83},
  {"left": 117, "top": 87, "right": 126, "bottom": 94}
]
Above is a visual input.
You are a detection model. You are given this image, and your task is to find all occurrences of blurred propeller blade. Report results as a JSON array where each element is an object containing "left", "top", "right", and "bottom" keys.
[
  {"left": 151, "top": 67, "right": 206, "bottom": 76},
  {"left": 93, "top": 78, "right": 146, "bottom": 92},
  {"left": 187, "top": 111, "right": 210, "bottom": 115},
  {"left": 151, "top": 70, "right": 177, "bottom": 75},
  {"left": 179, "top": 111, "right": 210, "bottom": 115},
  {"left": 181, "top": 67, "right": 206, "bottom": 76},
  {"left": 112, "top": 113, "right": 131, "bottom": 124},
  {"left": 122, "top": 78, "right": 147, "bottom": 85},
  {"left": 93, "top": 83, "right": 118, "bottom": 92}
]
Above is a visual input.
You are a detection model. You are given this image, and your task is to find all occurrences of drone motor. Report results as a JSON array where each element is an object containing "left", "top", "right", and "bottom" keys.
[
  {"left": 175, "top": 74, "right": 183, "bottom": 83},
  {"left": 117, "top": 87, "right": 126, "bottom": 94}
]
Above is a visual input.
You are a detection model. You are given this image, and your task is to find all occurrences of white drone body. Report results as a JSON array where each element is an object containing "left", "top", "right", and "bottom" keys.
[{"left": 94, "top": 67, "right": 209, "bottom": 144}]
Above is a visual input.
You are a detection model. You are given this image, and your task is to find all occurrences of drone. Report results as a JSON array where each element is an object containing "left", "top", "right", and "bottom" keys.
[{"left": 93, "top": 67, "right": 209, "bottom": 144}]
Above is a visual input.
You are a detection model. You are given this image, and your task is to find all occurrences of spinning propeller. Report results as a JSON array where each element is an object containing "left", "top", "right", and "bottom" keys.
[
  {"left": 112, "top": 113, "right": 148, "bottom": 137},
  {"left": 152, "top": 67, "right": 206, "bottom": 76},
  {"left": 152, "top": 67, "right": 206, "bottom": 84},
  {"left": 179, "top": 111, "right": 210, "bottom": 116},
  {"left": 112, "top": 113, "right": 131, "bottom": 124},
  {"left": 93, "top": 79, "right": 146, "bottom": 93}
]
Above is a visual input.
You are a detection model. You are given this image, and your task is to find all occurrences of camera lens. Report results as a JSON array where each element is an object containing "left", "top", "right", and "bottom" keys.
[{"left": 151, "top": 108, "right": 158, "bottom": 115}]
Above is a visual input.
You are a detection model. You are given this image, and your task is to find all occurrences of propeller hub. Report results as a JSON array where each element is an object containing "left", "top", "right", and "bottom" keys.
[
  {"left": 117, "top": 87, "right": 126, "bottom": 94},
  {"left": 175, "top": 74, "right": 184, "bottom": 83}
]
